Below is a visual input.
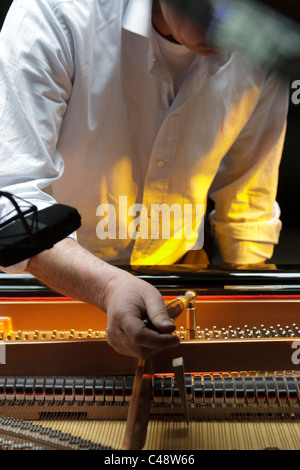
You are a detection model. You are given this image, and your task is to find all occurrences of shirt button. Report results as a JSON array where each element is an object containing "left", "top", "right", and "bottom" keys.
[{"left": 156, "top": 159, "right": 165, "bottom": 168}]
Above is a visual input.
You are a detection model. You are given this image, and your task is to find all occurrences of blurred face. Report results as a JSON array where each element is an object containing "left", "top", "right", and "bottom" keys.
[{"left": 152, "top": 0, "right": 219, "bottom": 56}]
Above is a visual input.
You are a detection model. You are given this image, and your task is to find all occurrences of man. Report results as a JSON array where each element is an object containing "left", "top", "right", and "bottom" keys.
[{"left": 0, "top": 0, "right": 288, "bottom": 358}]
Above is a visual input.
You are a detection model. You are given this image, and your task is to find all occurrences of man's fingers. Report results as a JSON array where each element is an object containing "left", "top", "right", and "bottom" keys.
[
  {"left": 106, "top": 327, "right": 145, "bottom": 357},
  {"left": 106, "top": 324, "right": 179, "bottom": 359},
  {"left": 121, "top": 313, "right": 179, "bottom": 350},
  {"left": 104, "top": 276, "right": 181, "bottom": 358},
  {"left": 144, "top": 296, "right": 176, "bottom": 333},
  {"left": 129, "top": 324, "right": 179, "bottom": 350}
]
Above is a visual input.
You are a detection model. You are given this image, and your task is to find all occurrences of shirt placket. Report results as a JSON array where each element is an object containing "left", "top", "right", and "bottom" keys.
[
  {"left": 131, "top": 106, "right": 180, "bottom": 263},
  {"left": 130, "top": 36, "right": 207, "bottom": 264}
]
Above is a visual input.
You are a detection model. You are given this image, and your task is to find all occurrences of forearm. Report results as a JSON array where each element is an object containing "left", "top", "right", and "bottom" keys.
[{"left": 26, "top": 237, "right": 120, "bottom": 310}]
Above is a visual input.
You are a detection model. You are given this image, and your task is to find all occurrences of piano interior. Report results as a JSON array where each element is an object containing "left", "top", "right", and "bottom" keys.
[{"left": 0, "top": 268, "right": 299, "bottom": 451}]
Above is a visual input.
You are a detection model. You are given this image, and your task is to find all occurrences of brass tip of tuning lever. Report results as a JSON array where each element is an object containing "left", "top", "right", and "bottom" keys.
[
  {"left": 184, "top": 291, "right": 197, "bottom": 340},
  {"left": 143, "top": 291, "right": 198, "bottom": 328},
  {"left": 184, "top": 290, "right": 197, "bottom": 306}
]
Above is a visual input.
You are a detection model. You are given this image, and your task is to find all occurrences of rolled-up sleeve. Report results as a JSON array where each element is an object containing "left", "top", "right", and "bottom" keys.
[
  {"left": 0, "top": 0, "right": 74, "bottom": 272},
  {"left": 0, "top": 0, "right": 73, "bottom": 216},
  {"left": 208, "top": 71, "right": 289, "bottom": 264}
]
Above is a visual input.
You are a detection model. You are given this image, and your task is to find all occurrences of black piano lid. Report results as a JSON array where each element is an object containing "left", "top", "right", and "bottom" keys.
[
  {"left": 127, "top": 265, "right": 300, "bottom": 296},
  {"left": 1, "top": 265, "right": 300, "bottom": 297}
]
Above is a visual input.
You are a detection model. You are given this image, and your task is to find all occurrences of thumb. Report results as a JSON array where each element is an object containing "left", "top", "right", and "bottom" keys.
[{"left": 144, "top": 295, "right": 176, "bottom": 333}]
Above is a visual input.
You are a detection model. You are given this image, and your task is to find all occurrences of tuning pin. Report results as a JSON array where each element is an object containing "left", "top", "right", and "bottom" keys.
[
  {"left": 180, "top": 326, "right": 185, "bottom": 340},
  {"left": 33, "top": 330, "right": 39, "bottom": 340}
]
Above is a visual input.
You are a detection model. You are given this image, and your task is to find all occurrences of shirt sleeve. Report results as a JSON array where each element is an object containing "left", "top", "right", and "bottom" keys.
[
  {"left": 0, "top": 0, "right": 73, "bottom": 211},
  {"left": 208, "top": 71, "right": 289, "bottom": 265},
  {"left": 0, "top": 0, "right": 74, "bottom": 272}
]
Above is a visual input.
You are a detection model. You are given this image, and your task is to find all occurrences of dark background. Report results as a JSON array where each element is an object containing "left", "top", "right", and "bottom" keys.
[
  {"left": 0, "top": 1, "right": 11, "bottom": 27},
  {"left": 1, "top": 0, "right": 300, "bottom": 264}
]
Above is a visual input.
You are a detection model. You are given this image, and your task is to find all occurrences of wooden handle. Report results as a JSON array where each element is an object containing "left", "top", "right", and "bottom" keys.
[
  {"left": 122, "top": 291, "right": 197, "bottom": 450},
  {"left": 122, "top": 359, "right": 152, "bottom": 450}
]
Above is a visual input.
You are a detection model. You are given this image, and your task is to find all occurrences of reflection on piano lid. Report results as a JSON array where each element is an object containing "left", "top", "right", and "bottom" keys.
[{"left": 2, "top": 265, "right": 300, "bottom": 297}]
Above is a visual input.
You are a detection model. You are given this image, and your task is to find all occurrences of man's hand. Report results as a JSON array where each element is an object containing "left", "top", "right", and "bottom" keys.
[
  {"left": 103, "top": 270, "right": 180, "bottom": 358},
  {"left": 27, "top": 238, "right": 179, "bottom": 359}
]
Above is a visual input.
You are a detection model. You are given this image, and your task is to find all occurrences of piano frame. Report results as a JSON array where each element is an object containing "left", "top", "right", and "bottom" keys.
[{"left": 0, "top": 266, "right": 299, "bottom": 451}]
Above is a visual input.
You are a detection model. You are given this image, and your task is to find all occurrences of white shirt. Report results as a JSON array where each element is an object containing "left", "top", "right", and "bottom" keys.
[{"left": 0, "top": 0, "right": 289, "bottom": 268}]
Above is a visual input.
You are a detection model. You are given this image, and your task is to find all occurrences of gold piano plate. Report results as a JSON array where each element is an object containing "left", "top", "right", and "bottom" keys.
[
  {"left": 0, "top": 294, "right": 299, "bottom": 450},
  {"left": 0, "top": 296, "right": 299, "bottom": 374}
]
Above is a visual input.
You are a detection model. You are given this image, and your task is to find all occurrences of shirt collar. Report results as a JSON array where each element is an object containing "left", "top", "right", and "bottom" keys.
[
  {"left": 122, "top": 0, "right": 233, "bottom": 94},
  {"left": 122, "top": 0, "right": 153, "bottom": 39}
]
